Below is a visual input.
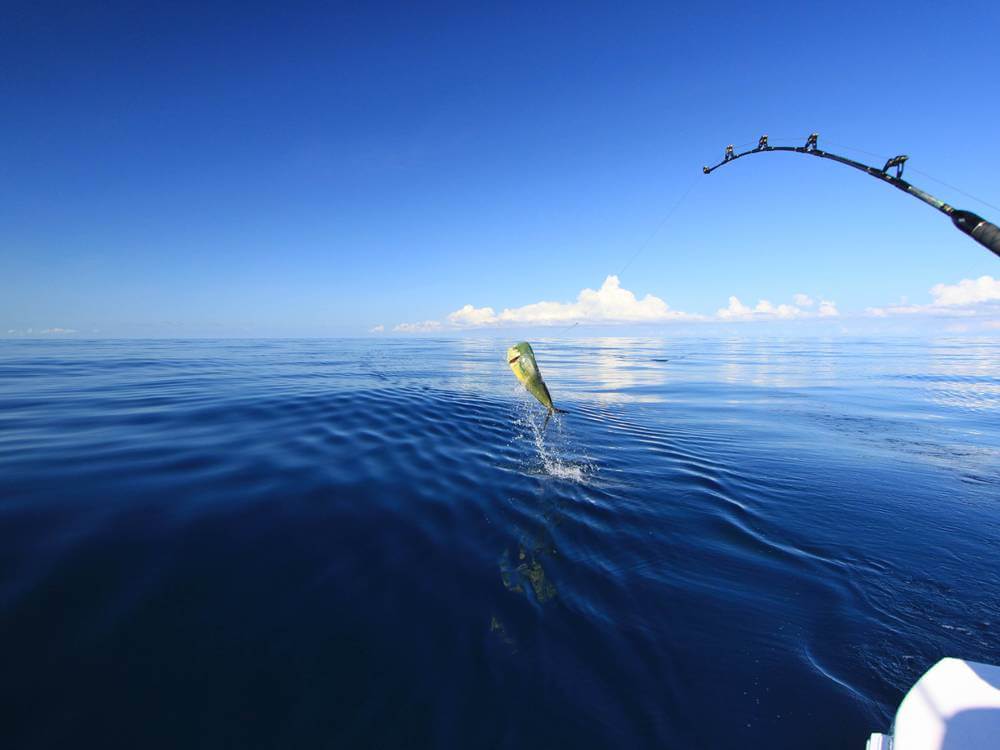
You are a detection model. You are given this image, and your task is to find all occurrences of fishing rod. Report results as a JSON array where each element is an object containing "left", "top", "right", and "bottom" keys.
[{"left": 703, "top": 133, "right": 1000, "bottom": 258}]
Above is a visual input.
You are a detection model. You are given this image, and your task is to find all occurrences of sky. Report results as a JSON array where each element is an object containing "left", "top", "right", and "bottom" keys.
[{"left": 3, "top": 0, "right": 999, "bottom": 338}]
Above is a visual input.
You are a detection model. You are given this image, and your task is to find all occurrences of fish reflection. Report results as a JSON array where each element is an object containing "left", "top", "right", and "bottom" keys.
[{"left": 500, "top": 544, "right": 557, "bottom": 604}]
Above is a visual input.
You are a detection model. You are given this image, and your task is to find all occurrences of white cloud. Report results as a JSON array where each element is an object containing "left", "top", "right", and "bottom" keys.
[
  {"left": 409, "top": 276, "right": 702, "bottom": 331},
  {"left": 717, "top": 296, "right": 752, "bottom": 319},
  {"left": 40, "top": 327, "right": 77, "bottom": 334},
  {"left": 866, "top": 275, "right": 999, "bottom": 317},
  {"left": 930, "top": 275, "right": 1000, "bottom": 307},
  {"left": 866, "top": 304, "right": 976, "bottom": 318},
  {"left": 495, "top": 275, "right": 700, "bottom": 325},
  {"left": 716, "top": 297, "right": 809, "bottom": 320},
  {"left": 818, "top": 300, "right": 839, "bottom": 317},
  {"left": 369, "top": 324, "right": 385, "bottom": 333},
  {"left": 393, "top": 320, "right": 442, "bottom": 333},
  {"left": 498, "top": 276, "right": 703, "bottom": 324},
  {"left": 715, "top": 294, "right": 837, "bottom": 321},
  {"left": 448, "top": 304, "right": 498, "bottom": 326},
  {"left": 393, "top": 274, "right": 996, "bottom": 333}
]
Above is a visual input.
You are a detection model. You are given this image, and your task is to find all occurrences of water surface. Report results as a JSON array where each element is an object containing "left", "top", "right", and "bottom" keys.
[{"left": 2, "top": 337, "right": 998, "bottom": 749}]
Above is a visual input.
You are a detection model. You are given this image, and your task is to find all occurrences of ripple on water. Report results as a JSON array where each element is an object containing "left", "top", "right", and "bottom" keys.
[{"left": 0, "top": 338, "right": 998, "bottom": 749}]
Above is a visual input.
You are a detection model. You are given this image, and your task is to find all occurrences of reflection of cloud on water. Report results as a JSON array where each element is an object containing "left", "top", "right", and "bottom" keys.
[
  {"left": 448, "top": 339, "right": 506, "bottom": 395},
  {"left": 717, "top": 339, "right": 845, "bottom": 389},
  {"left": 547, "top": 337, "right": 672, "bottom": 406},
  {"left": 924, "top": 381, "right": 1000, "bottom": 413},
  {"left": 720, "top": 361, "right": 745, "bottom": 385},
  {"left": 922, "top": 341, "right": 1000, "bottom": 413}
]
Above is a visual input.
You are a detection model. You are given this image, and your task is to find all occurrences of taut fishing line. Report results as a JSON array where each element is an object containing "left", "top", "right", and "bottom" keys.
[
  {"left": 617, "top": 174, "right": 701, "bottom": 278},
  {"left": 822, "top": 141, "right": 1000, "bottom": 214},
  {"left": 547, "top": 173, "right": 701, "bottom": 335}
]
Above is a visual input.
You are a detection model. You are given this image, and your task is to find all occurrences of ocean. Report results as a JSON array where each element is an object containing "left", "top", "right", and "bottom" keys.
[{"left": 1, "top": 337, "right": 998, "bottom": 749}]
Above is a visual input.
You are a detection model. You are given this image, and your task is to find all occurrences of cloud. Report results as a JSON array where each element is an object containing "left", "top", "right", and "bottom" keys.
[
  {"left": 866, "top": 275, "right": 999, "bottom": 317},
  {"left": 393, "top": 274, "right": 995, "bottom": 333},
  {"left": 930, "top": 275, "right": 1000, "bottom": 307},
  {"left": 443, "top": 275, "right": 703, "bottom": 328},
  {"left": 393, "top": 320, "right": 442, "bottom": 333},
  {"left": 40, "top": 327, "right": 77, "bottom": 334},
  {"left": 448, "top": 304, "right": 498, "bottom": 326},
  {"left": 715, "top": 294, "right": 839, "bottom": 321},
  {"left": 397, "top": 276, "right": 848, "bottom": 332},
  {"left": 716, "top": 297, "right": 754, "bottom": 319},
  {"left": 369, "top": 324, "right": 385, "bottom": 333},
  {"left": 866, "top": 303, "right": 933, "bottom": 317}
]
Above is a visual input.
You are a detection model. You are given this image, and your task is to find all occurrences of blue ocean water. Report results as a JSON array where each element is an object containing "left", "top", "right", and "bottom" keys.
[{"left": 1, "top": 337, "right": 998, "bottom": 749}]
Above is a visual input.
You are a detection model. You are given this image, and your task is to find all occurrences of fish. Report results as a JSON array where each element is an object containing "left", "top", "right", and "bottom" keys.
[{"left": 507, "top": 342, "right": 564, "bottom": 415}]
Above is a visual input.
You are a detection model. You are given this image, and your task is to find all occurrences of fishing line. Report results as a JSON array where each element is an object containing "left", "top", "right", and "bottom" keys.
[
  {"left": 617, "top": 174, "right": 701, "bottom": 278},
  {"left": 825, "top": 140, "right": 1000, "bottom": 213},
  {"left": 823, "top": 140, "right": 888, "bottom": 160},
  {"left": 546, "top": 175, "right": 701, "bottom": 335},
  {"left": 546, "top": 311, "right": 583, "bottom": 334},
  {"left": 906, "top": 169, "right": 1000, "bottom": 214}
]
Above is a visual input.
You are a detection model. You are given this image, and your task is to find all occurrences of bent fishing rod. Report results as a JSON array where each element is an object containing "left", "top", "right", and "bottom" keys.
[{"left": 703, "top": 133, "right": 1000, "bottom": 259}]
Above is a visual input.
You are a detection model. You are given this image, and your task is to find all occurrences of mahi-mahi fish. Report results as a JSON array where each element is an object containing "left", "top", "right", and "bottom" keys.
[{"left": 507, "top": 342, "right": 564, "bottom": 415}]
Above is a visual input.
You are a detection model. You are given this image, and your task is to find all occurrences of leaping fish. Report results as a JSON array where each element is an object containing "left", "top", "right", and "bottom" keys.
[{"left": 507, "top": 342, "right": 566, "bottom": 419}]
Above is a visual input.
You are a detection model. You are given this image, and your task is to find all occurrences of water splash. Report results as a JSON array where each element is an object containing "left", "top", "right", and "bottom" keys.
[{"left": 511, "top": 390, "right": 591, "bottom": 483}]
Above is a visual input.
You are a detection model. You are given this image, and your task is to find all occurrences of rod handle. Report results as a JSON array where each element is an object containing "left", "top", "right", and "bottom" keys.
[{"left": 952, "top": 210, "right": 1000, "bottom": 258}]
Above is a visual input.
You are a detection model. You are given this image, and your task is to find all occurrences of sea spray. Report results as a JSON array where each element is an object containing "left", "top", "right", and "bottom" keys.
[{"left": 511, "top": 387, "right": 591, "bottom": 483}]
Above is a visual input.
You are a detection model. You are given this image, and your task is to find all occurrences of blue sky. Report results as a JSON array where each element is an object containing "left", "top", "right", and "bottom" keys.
[{"left": 3, "top": 0, "right": 999, "bottom": 337}]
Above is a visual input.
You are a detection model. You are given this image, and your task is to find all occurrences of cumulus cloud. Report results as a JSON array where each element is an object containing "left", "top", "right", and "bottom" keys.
[
  {"left": 866, "top": 275, "right": 999, "bottom": 317},
  {"left": 393, "top": 320, "right": 442, "bottom": 333},
  {"left": 435, "top": 276, "right": 703, "bottom": 328},
  {"left": 499, "top": 275, "right": 698, "bottom": 324},
  {"left": 396, "top": 276, "right": 851, "bottom": 333},
  {"left": 448, "top": 304, "right": 498, "bottom": 326},
  {"left": 716, "top": 296, "right": 752, "bottom": 319},
  {"left": 715, "top": 294, "right": 839, "bottom": 321},
  {"left": 865, "top": 304, "right": 975, "bottom": 318},
  {"left": 930, "top": 275, "right": 1000, "bottom": 307},
  {"left": 393, "top": 274, "right": 997, "bottom": 333},
  {"left": 369, "top": 324, "right": 385, "bottom": 333}
]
